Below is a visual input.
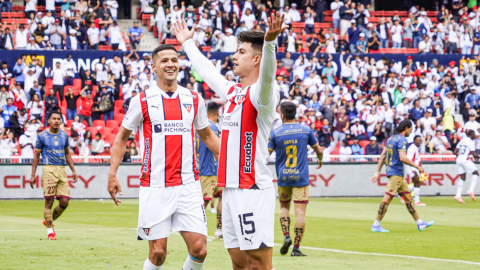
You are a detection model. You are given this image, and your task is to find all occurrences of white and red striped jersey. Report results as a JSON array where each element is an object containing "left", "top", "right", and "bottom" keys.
[
  {"left": 406, "top": 143, "right": 420, "bottom": 166},
  {"left": 456, "top": 137, "right": 476, "bottom": 162},
  {"left": 183, "top": 38, "right": 279, "bottom": 189},
  {"left": 122, "top": 84, "right": 209, "bottom": 187}
]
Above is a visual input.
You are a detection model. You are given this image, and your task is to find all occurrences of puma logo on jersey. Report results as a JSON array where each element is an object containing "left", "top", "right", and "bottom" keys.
[
  {"left": 151, "top": 104, "right": 161, "bottom": 110},
  {"left": 143, "top": 228, "right": 151, "bottom": 236},
  {"left": 245, "top": 236, "right": 253, "bottom": 244}
]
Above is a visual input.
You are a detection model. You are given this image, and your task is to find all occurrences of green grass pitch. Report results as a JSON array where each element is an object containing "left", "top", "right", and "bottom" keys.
[{"left": 1, "top": 197, "right": 480, "bottom": 269}]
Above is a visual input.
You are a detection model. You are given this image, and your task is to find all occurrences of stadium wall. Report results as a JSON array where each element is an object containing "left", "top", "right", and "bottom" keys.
[
  {"left": 12, "top": 50, "right": 471, "bottom": 76},
  {"left": 0, "top": 163, "right": 464, "bottom": 199}
]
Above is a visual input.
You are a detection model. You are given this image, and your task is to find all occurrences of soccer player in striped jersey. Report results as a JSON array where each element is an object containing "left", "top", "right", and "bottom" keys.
[
  {"left": 174, "top": 13, "right": 287, "bottom": 270},
  {"left": 195, "top": 102, "right": 223, "bottom": 239},
  {"left": 371, "top": 120, "right": 434, "bottom": 232},
  {"left": 401, "top": 135, "right": 426, "bottom": 206},
  {"left": 268, "top": 102, "right": 323, "bottom": 256},
  {"left": 108, "top": 44, "right": 220, "bottom": 270},
  {"left": 454, "top": 130, "right": 480, "bottom": 203},
  {"left": 30, "top": 112, "right": 78, "bottom": 240}
]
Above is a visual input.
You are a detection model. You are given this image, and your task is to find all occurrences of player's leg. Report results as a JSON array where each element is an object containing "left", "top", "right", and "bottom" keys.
[
  {"left": 467, "top": 162, "right": 478, "bottom": 201},
  {"left": 200, "top": 176, "right": 215, "bottom": 209},
  {"left": 53, "top": 197, "right": 69, "bottom": 221},
  {"left": 411, "top": 172, "right": 424, "bottom": 206},
  {"left": 41, "top": 167, "right": 58, "bottom": 239},
  {"left": 278, "top": 186, "right": 292, "bottom": 255},
  {"left": 291, "top": 186, "right": 309, "bottom": 256},
  {"left": 144, "top": 238, "right": 168, "bottom": 269},
  {"left": 400, "top": 180, "right": 434, "bottom": 231},
  {"left": 214, "top": 189, "right": 223, "bottom": 239},
  {"left": 227, "top": 248, "right": 250, "bottom": 270},
  {"left": 181, "top": 231, "right": 207, "bottom": 270},
  {"left": 372, "top": 176, "right": 397, "bottom": 232},
  {"left": 456, "top": 162, "right": 467, "bottom": 203},
  {"left": 53, "top": 168, "right": 71, "bottom": 221},
  {"left": 43, "top": 197, "right": 55, "bottom": 239},
  {"left": 210, "top": 197, "right": 217, "bottom": 214},
  {"left": 245, "top": 247, "right": 274, "bottom": 270}
]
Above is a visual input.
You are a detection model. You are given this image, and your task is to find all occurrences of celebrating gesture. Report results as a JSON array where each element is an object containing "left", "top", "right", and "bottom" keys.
[{"left": 264, "top": 11, "right": 288, "bottom": 42}]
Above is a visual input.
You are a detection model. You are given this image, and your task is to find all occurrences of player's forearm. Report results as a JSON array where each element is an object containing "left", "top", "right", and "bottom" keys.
[
  {"left": 257, "top": 39, "right": 277, "bottom": 105},
  {"left": 31, "top": 153, "right": 40, "bottom": 177},
  {"left": 182, "top": 39, "right": 227, "bottom": 94},
  {"left": 376, "top": 149, "right": 386, "bottom": 173},
  {"left": 66, "top": 153, "right": 76, "bottom": 173},
  {"left": 314, "top": 145, "right": 323, "bottom": 162},
  {"left": 401, "top": 156, "right": 420, "bottom": 169},
  {"left": 199, "top": 128, "right": 220, "bottom": 156},
  {"left": 109, "top": 127, "right": 132, "bottom": 176}
]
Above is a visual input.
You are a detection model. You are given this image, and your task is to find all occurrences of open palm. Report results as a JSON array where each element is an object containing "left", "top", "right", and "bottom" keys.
[
  {"left": 265, "top": 12, "right": 288, "bottom": 42},
  {"left": 173, "top": 19, "right": 195, "bottom": 45}
]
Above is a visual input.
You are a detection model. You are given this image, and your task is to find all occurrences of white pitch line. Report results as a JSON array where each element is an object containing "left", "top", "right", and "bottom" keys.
[{"left": 2, "top": 228, "right": 479, "bottom": 266}]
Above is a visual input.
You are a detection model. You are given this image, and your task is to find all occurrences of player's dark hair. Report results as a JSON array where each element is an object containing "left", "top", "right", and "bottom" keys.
[
  {"left": 414, "top": 135, "right": 422, "bottom": 141},
  {"left": 207, "top": 102, "right": 219, "bottom": 114},
  {"left": 396, "top": 120, "right": 412, "bottom": 133},
  {"left": 48, "top": 111, "right": 62, "bottom": 120},
  {"left": 96, "top": 132, "right": 102, "bottom": 137},
  {"left": 280, "top": 102, "right": 296, "bottom": 121},
  {"left": 237, "top": 31, "right": 278, "bottom": 53},
  {"left": 467, "top": 130, "right": 475, "bottom": 137},
  {"left": 152, "top": 44, "right": 178, "bottom": 61}
]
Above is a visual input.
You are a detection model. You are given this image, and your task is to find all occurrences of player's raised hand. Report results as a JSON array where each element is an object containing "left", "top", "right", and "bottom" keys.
[
  {"left": 107, "top": 174, "right": 122, "bottom": 206},
  {"left": 173, "top": 19, "right": 196, "bottom": 45},
  {"left": 371, "top": 172, "right": 380, "bottom": 183},
  {"left": 265, "top": 11, "right": 288, "bottom": 42}
]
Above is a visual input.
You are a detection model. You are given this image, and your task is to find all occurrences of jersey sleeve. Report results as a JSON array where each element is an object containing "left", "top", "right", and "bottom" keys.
[
  {"left": 267, "top": 131, "right": 276, "bottom": 151},
  {"left": 406, "top": 145, "right": 414, "bottom": 160},
  {"left": 469, "top": 140, "right": 476, "bottom": 151},
  {"left": 250, "top": 39, "right": 278, "bottom": 107},
  {"left": 35, "top": 134, "right": 43, "bottom": 151},
  {"left": 397, "top": 137, "right": 407, "bottom": 151},
  {"left": 122, "top": 95, "right": 143, "bottom": 131},
  {"left": 308, "top": 128, "right": 319, "bottom": 147},
  {"left": 193, "top": 95, "right": 209, "bottom": 130},
  {"left": 210, "top": 122, "right": 220, "bottom": 137}
]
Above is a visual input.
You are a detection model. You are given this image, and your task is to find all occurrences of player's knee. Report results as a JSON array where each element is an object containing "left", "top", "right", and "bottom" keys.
[
  {"left": 189, "top": 242, "right": 207, "bottom": 260},
  {"left": 60, "top": 200, "right": 69, "bottom": 208},
  {"left": 150, "top": 246, "right": 167, "bottom": 264}
]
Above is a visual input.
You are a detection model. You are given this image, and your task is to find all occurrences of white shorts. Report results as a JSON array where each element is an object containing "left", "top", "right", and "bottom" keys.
[
  {"left": 222, "top": 187, "right": 275, "bottom": 250},
  {"left": 457, "top": 160, "right": 478, "bottom": 175},
  {"left": 137, "top": 181, "right": 207, "bottom": 241},
  {"left": 405, "top": 166, "right": 420, "bottom": 179}
]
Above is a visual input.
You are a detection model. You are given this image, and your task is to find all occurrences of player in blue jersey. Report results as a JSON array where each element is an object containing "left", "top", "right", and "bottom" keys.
[
  {"left": 30, "top": 111, "right": 78, "bottom": 240},
  {"left": 371, "top": 120, "right": 434, "bottom": 233},
  {"left": 268, "top": 102, "right": 323, "bottom": 256},
  {"left": 196, "top": 102, "right": 223, "bottom": 239}
]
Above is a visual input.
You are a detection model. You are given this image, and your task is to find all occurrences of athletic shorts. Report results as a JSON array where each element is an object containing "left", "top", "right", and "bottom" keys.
[
  {"left": 457, "top": 160, "right": 478, "bottom": 175},
  {"left": 385, "top": 175, "right": 410, "bottom": 197},
  {"left": 405, "top": 167, "right": 420, "bottom": 179},
  {"left": 137, "top": 181, "right": 208, "bottom": 241},
  {"left": 200, "top": 175, "right": 222, "bottom": 201},
  {"left": 278, "top": 185, "right": 309, "bottom": 204},
  {"left": 222, "top": 187, "right": 275, "bottom": 251},
  {"left": 42, "top": 165, "right": 69, "bottom": 199}
]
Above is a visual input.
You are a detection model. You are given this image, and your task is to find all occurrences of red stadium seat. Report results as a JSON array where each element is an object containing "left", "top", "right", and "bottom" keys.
[
  {"left": 114, "top": 113, "right": 125, "bottom": 121},
  {"left": 359, "top": 140, "right": 370, "bottom": 150},
  {"left": 67, "top": 120, "right": 74, "bottom": 127},
  {"left": 92, "top": 120, "right": 106, "bottom": 129},
  {"left": 99, "top": 45, "right": 113, "bottom": 51},
  {"left": 106, "top": 120, "right": 120, "bottom": 128},
  {"left": 114, "top": 100, "right": 124, "bottom": 108}
]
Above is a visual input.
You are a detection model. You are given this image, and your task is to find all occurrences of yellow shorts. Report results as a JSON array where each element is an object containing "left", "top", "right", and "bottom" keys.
[
  {"left": 278, "top": 185, "right": 310, "bottom": 204},
  {"left": 385, "top": 175, "right": 410, "bottom": 197},
  {"left": 200, "top": 176, "right": 222, "bottom": 200},
  {"left": 42, "top": 165, "right": 70, "bottom": 199}
]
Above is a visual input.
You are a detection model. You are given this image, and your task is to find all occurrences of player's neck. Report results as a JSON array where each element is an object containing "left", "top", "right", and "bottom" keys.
[
  {"left": 157, "top": 80, "right": 177, "bottom": 93},
  {"left": 49, "top": 127, "right": 60, "bottom": 134},
  {"left": 239, "top": 70, "right": 259, "bottom": 89},
  {"left": 283, "top": 120, "right": 296, "bottom": 124},
  {"left": 208, "top": 115, "right": 218, "bottom": 123}
]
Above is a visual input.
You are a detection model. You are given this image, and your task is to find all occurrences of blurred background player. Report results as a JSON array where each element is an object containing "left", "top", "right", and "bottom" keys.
[
  {"left": 196, "top": 102, "right": 223, "bottom": 239},
  {"left": 175, "top": 12, "right": 287, "bottom": 270},
  {"left": 371, "top": 120, "right": 434, "bottom": 233},
  {"left": 268, "top": 102, "right": 323, "bottom": 257},
  {"left": 30, "top": 111, "right": 78, "bottom": 240},
  {"left": 401, "top": 135, "right": 426, "bottom": 206},
  {"left": 107, "top": 44, "right": 220, "bottom": 270},
  {"left": 454, "top": 130, "right": 479, "bottom": 203}
]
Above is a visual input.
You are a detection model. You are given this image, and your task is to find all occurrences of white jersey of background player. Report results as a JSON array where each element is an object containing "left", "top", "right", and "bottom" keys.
[
  {"left": 464, "top": 111, "right": 480, "bottom": 153},
  {"left": 454, "top": 130, "right": 480, "bottom": 203},
  {"left": 405, "top": 135, "right": 425, "bottom": 206},
  {"left": 174, "top": 13, "right": 287, "bottom": 270}
]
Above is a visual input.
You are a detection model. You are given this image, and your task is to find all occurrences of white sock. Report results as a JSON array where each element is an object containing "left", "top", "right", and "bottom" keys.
[
  {"left": 373, "top": 220, "right": 381, "bottom": 226},
  {"left": 414, "top": 187, "right": 421, "bottom": 204},
  {"left": 182, "top": 257, "right": 204, "bottom": 270},
  {"left": 143, "top": 258, "right": 162, "bottom": 270},
  {"left": 47, "top": 228, "right": 54, "bottom": 235},
  {"left": 415, "top": 219, "right": 424, "bottom": 225},
  {"left": 456, "top": 180, "right": 464, "bottom": 197},
  {"left": 469, "top": 175, "right": 478, "bottom": 192}
]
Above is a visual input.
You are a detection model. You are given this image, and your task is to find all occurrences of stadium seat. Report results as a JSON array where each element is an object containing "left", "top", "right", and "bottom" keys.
[
  {"left": 99, "top": 45, "right": 113, "bottom": 51},
  {"left": 93, "top": 120, "right": 106, "bottom": 129},
  {"left": 106, "top": 120, "right": 120, "bottom": 128},
  {"left": 67, "top": 120, "right": 74, "bottom": 127},
  {"left": 114, "top": 113, "right": 125, "bottom": 121},
  {"left": 359, "top": 140, "right": 370, "bottom": 150},
  {"left": 201, "top": 46, "right": 211, "bottom": 52},
  {"left": 114, "top": 100, "right": 124, "bottom": 108}
]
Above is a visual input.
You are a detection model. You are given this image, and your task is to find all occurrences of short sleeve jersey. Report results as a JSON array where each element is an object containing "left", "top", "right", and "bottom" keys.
[
  {"left": 35, "top": 130, "right": 69, "bottom": 166},
  {"left": 122, "top": 84, "right": 209, "bottom": 187},
  {"left": 268, "top": 123, "right": 318, "bottom": 187},
  {"left": 406, "top": 143, "right": 420, "bottom": 166},
  {"left": 456, "top": 137, "right": 476, "bottom": 162},
  {"left": 196, "top": 120, "right": 219, "bottom": 176},
  {"left": 385, "top": 134, "right": 408, "bottom": 177}
]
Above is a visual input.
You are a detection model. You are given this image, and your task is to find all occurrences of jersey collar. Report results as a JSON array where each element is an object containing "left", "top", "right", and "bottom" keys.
[{"left": 152, "top": 84, "right": 180, "bottom": 99}]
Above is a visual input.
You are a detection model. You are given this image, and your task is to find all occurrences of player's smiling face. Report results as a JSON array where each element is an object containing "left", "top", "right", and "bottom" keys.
[
  {"left": 232, "top": 42, "right": 261, "bottom": 78},
  {"left": 152, "top": 50, "right": 179, "bottom": 83}
]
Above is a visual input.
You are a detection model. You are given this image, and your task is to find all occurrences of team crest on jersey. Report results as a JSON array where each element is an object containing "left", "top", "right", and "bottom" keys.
[
  {"left": 235, "top": 94, "right": 246, "bottom": 104},
  {"left": 183, "top": 103, "right": 193, "bottom": 113},
  {"left": 54, "top": 140, "right": 59, "bottom": 146},
  {"left": 143, "top": 228, "right": 151, "bottom": 236}
]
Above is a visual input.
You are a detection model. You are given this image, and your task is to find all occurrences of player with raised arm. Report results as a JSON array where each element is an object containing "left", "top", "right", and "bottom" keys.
[
  {"left": 30, "top": 111, "right": 78, "bottom": 240},
  {"left": 107, "top": 44, "right": 220, "bottom": 270},
  {"left": 400, "top": 135, "right": 426, "bottom": 206},
  {"left": 268, "top": 102, "right": 323, "bottom": 257},
  {"left": 371, "top": 120, "right": 434, "bottom": 233},
  {"left": 454, "top": 129, "right": 479, "bottom": 203},
  {"left": 174, "top": 12, "right": 287, "bottom": 270},
  {"left": 196, "top": 102, "right": 223, "bottom": 239}
]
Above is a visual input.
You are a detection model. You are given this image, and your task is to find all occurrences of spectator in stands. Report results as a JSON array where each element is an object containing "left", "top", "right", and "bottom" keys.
[
  {"left": 44, "top": 88, "right": 59, "bottom": 126},
  {"left": 376, "top": 17, "right": 390, "bottom": 48},
  {"left": 25, "top": 0, "right": 37, "bottom": 20},
  {"left": 49, "top": 19, "right": 65, "bottom": 50},
  {"left": 0, "top": 130, "right": 16, "bottom": 158},
  {"left": 123, "top": 89, "right": 137, "bottom": 113},
  {"left": 314, "top": 0, "right": 327, "bottom": 23},
  {"left": 128, "top": 140, "right": 139, "bottom": 156},
  {"left": 431, "top": 35, "right": 444, "bottom": 54},
  {"left": 304, "top": 7, "right": 315, "bottom": 34},
  {"left": 42, "top": 11, "right": 55, "bottom": 29},
  {"left": 87, "top": 23, "right": 100, "bottom": 50},
  {"left": 65, "top": 88, "right": 80, "bottom": 120},
  {"left": 351, "top": 138, "right": 364, "bottom": 160},
  {"left": 79, "top": 87, "right": 93, "bottom": 127},
  {"left": 339, "top": 0, "right": 354, "bottom": 38},
  {"left": 350, "top": 118, "right": 366, "bottom": 140},
  {"left": 19, "top": 129, "right": 35, "bottom": 160},
  {"left": 367, "top": 31, "right": 380, "bottom": 52},
  {"left": 221, "top": 28, "right": 238, "bottom": 53},
  {"left": 66, "top": 29, "right": 79, "bottom": 50},
  {"left": 27, "top": 37, "right": 41, "bottom": 50},
  {"left": 62, "top": 54, "right": 77, "bottom": 86},
  {"left": 15, "top": 24, "right": 30, "bottom": 50},
  {"left": 0, "top": 27, "right": 13, "bottom": 50},
  {"left": 460, "top": 26, "right": 473, "bottom": 54},
  {"left": 9, "top": 81, "right": 26, "bottom": 110},
  {"left": 128, "top": 20, "right": 143, "bottom": 50},
  {"left": 356, "top": 33, "right": 367, "bottom": 53},
  {"left": 288, "top": 3, "right": 301, "bottom": 22},
  {"left": 241, "top": 8, "right": 256, "bottom": 30},
  {"left": 339, "top": 139, "right": 352, "bottom": 162},
  {"left": 431, "top": 130, "right": 452, "bottom": 154},
  {"left": 0, "top": 0, "right": 11, "bottom": 13},
  {"left": 365, "top": 136, "right": 382, "bottom": 155},
  {"left": 91, "top": 132, "right": 105, "bottom": 155},
  {"left": 51, "top": 62, "right": 66, "bottom": 102},
  {"left": 391, "top": 19, "right": 402, "bottom": 48},
  {"left": 0, "top": 97, "right": 16, "bottom": 133}
]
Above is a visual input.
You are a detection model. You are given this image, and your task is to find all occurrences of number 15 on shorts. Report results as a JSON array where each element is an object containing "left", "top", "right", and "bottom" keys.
[{"left": 238, "top": 213, "right": 256, "bottom": 235}]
